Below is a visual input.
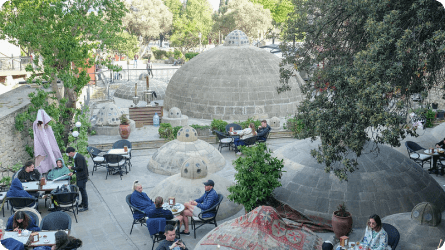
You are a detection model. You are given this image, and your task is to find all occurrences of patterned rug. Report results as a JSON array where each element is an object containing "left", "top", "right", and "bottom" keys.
[
  {"left": 274, "top": 203, "right": 334, "bottom": 233},
  {"left": 200, "top": 206, "right": 324, "bottom": 250}
]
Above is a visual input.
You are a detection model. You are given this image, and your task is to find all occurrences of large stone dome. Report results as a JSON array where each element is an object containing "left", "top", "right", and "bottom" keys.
[
  {"left": 114, "top": 79, "right": 167, "bottom": 101},
  {"left": 273, "top": 138, "right": 445, "bottom": 227},
  {"left": 164, "top": 37, "right": 305, "bottom": 120}
]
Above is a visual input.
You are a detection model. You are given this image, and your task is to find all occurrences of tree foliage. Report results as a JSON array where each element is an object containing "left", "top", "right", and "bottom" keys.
[
  {"left": 213, "top": 0, "right": 272, "bottom": 38},
  {"left": 110, "top": 31, "right": 139, "bottom": 59},
  {"left": 123, "top": 0, "right": 173, "bottom": 40},
  {"left": 280, "top": 0, "right": 445, "bottom": 180},
  {"left": 163, "top": 0, "right": 182, "bottom": 20},
  {"left": 251, "top": 0, "right": 294, "bottom": 24},
  {"left": 170, "top": 0, "right": 213, "bottom": 52}
]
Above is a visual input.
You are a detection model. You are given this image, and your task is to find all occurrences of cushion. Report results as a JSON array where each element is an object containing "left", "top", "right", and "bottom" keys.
[
  {"left": 220, "top": 138, "right": 233, "bottom": 143},
  {"left": 93, "top": 156, "right": 105, "bottom": 162},
  {"left": 410, "top": 153, "right": 431, "bottom": 160},
  {"left": 192, "top": 216, "right": 214, "bottom": 221},
  {"left": 108, "top": 160, "right": 126, "bottom": 167}
]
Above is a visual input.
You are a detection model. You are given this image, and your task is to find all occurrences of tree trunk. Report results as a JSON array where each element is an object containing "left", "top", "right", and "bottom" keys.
[{"left": 160, "top": 34, "right": 164, "bottom": 48}]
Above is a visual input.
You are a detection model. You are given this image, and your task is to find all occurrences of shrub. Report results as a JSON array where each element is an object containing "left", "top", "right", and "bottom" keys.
[
  {"left": 211, "top": 119, "right": 228, "bottom": 133},
  {"left": 158, "top": 123, "right": 183, "bottom": 141},
  {"left": 185, "top": 52, "right": 199, "bottom": 60},
  {"left": 237, "top": 118, "right": 261, "bottom": 129},
  {"left": 173, "top": 49, "right": 183, "bottom": 59},
  {"left": 285, "top": 116, "right": 305, "bottom": 138}
]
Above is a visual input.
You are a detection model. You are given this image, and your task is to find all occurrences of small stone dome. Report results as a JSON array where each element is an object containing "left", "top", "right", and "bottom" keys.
[
  {"left": 95, "top": 103, "right": 124, "bottom": 126},
  {"left": 224, "top": 30, "right": 250, "bottom": 46},
  {"left": 169, "top": 107, "right": 182, "bottom": 118},
  {"left": 181, "top": 157, "right": 208, "bottom": 179},
  {"left": 114, "top": 79, "right": 168, "bottom": 101},
  {"left": 270, "top": 117, "right": 280, "bottom": 128},
  {"left": 177, "top": 125, "right": 198, "bottom": 142},
  {"left": 411, "top": 202, "right": 441, "bottom": 226}
]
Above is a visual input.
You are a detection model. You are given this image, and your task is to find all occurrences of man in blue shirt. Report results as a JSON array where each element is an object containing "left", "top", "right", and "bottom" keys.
[{"left": 178, "top": 180, "right": 218, "bottom": 235}]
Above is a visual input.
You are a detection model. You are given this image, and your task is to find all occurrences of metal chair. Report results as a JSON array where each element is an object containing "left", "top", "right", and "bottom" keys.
[
  {"left": 257, "top": 129, "right": 271, "bottom": 143},
  {"left": 112, "top": 140, "right": 132, "bottom": 171},
  {"left": 382, "top": 223, "right": 399, "bottom": 250},
  {"left": 225, "top": 123, "right": 242, "bottom": 134},
  {"left": 52, "top": 186, "right": 79, "bottom": 223},
  {"left": 40, "top": 211, "right": 72, "bottom": 230},
  {"left": 214, "top": 130, "right": 233, "bottom": 152},
  {"left": 8, "top": 197, "right": 38, "bottom": 215},
  {"left": 126, "top": 194, "right": 147, "bottom": 234},
  {"left": 16, "top": 207, "right": 42, "bottom": 228},
  {"left": 405, "top": 141, "right": 432, "bottom": 168},
  {"left": 86, "top": 146, "right": 107, "bottom": 176},
  {"left": 235, "top": 136, "right": 257, "bottom": 153},
  {"left": 103, "top": 154, "right": 127, "bottom": 180},
  {"left": 148, "top": 218, "right": 180, "bottom": 250},
  {"left": 191, "top": 194, "right": 223, "bottom": 239}
]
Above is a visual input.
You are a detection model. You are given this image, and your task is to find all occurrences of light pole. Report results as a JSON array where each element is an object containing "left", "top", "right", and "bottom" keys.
[{"left": 72, "top": 120, "right": 82, "bottom": 149}]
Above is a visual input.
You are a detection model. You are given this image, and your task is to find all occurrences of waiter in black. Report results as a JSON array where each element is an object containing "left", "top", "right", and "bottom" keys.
[{"left": 66, "top": 147, "right": 89, "bottom": 212}]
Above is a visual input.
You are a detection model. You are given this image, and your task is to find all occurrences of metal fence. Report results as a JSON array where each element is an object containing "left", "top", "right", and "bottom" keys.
[
  {"left": 90, "top": 67, "right": 178, "bottom": 85},
  {"left": 0, "top": 56, "right": 32, "bottom": 71}
]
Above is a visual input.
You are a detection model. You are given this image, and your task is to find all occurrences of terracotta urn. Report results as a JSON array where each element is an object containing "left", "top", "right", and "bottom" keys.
[
  {"left": 119, "top": 124, "right": 131, "bottom": 139},
  {"left": 332, "top": 211, "right": 353, "bottom": 239}
]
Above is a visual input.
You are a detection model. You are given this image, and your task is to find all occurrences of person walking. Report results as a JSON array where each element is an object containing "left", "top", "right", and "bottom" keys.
[
  {"left": 66, "top": 147, "right": 89, "bottom": 212},
  {"left": 146, "top": 58, "right": 154, "bottom": 78}
]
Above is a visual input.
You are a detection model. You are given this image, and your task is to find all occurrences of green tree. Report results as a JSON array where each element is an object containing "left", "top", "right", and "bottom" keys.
[
  {"left": 170, "top": 0, "right": 214, "bottom": 53},
  {"left": 251, "top": 0, "right": 294, "bottom": 24},
  {"left": 213, "top": 0, "right": 272, "bottom": 38},
  {"left": 280, "top": 0, "right": 445, "bottom": 181},
  {"left": 110, "top": 31, "right": 139, "bottom": 59},
  {"left": 0, "top": 0, "right": 126, "bottom": 147},
  {"left": 163, "top": 0, "right": 182, "bottom": 20}
]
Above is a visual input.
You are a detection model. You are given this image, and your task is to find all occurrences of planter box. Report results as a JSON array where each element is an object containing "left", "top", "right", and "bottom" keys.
[{"left": 195, "top": 128, "right": 211, "bottom": 137}]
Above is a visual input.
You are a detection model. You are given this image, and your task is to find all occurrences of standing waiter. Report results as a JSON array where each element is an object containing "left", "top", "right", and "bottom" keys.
[{"left": 66, "top": 147, "right": 89, "bottom": 212}]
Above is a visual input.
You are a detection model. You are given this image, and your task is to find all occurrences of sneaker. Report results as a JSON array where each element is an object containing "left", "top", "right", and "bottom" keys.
[
  {"left": 78, "top": 208, "right": 89, "bottom": 212},
  {"left": 236, "top": 152, "right": 242, "bottom": 155},
  {"left": 180, "top": 230, "right": 190, "bottom": 235}
]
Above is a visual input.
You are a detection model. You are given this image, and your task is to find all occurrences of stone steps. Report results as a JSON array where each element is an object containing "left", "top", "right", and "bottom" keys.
[{"left": 89, "top": 130, "right": 294, "bottom": 151}]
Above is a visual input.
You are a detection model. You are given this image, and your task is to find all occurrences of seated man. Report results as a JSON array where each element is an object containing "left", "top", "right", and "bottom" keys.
[
  {"left": 46, "top": 158, "right": 70, "bottom": 181},
  {"left": 256, "top": 120, "right": 271, "bottom": 141},
  {"left": 178, "top": 180, "right": 219, "bottom": 235},
  {"left": 156, "top": 224, "right": 187, "bottom": 250},
  {"left": 6, "top": 178, "right": 36, "bottom": 206},
  {"left": 17, "top": 161, "right": 41, "bottom": 183},
  {"left": 436, "top": 138, "right": 445, "bottom": 149}
]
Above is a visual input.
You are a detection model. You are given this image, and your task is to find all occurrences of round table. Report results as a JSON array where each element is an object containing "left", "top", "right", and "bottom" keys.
[{"left": 162, "top": 203, "right": 185, "bottom": 215}]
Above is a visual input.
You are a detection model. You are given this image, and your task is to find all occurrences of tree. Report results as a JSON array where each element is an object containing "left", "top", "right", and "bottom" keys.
[
  {"left": 0, "top": 0, "right": 126, "bottom": 149},
  {"left": 110, "top": 31, "right": 139, "bottom": 59},
  {"left": 123, "top": 0, "right": 173, "bottom": 44},
  {"left": 213, "top": 0, "right": 272, "bottom": 38},
  {"left": 170, "top": 0, "right": 213, "bottom": 53},
  {"left": 280, "top": 0, "right": 445, "bottom": 181},
  {"left": 163, "top": 0, "right": 182, "bottom": 20},
  {"left": 251, "top": 0, "right": 294, "bottom": 24}
]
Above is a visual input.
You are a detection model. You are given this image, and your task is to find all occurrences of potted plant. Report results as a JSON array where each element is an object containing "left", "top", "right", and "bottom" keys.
[
  {"left": 332, "top": 202, "right": 353, "bottom": 239},
  {"left": 119, "top": 114, "right": 131, "bottom": 139}
]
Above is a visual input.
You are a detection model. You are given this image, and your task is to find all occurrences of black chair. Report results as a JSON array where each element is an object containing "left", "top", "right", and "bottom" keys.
[
  {"left": 112, "top": 140, "right": 132, "bottom": 171},
  {"left": 126, "top": 194, "right": 147, "bottom": 234},
  {"left": 235, "top": 136, "right": 257, "bottom": 153},
  {"left": 382, "top": 223, "right": 399, "bottom": 250},
  {"left": 225, "top": 123, "right": 242, "bottom": 134},
  {"left": 103, "top": 154, "right": 127, "bottom": 180},
  {"left": 8, "top": 197, "right": 38, "bottom": 215},
  {"left": 86, "top": 146, "right": 107, "bottom": 176},
  {"left": 52, "top": 186, "right": 79, "bottom": 223},
  {"left": 191, "top": 194, "right": 223, "bottom": 239},
  {"left": 405, "top": 141, "right": 432, "bottom": 168},
  {"left": 257, "top": 129, "right": 271, "bottom": 143},
  {"left": 16, "top": 208, "right": 41, "bottom": 228},
  {"left": 214, "top": 130, "right": 233, "bottom": 152},
  {"left": 40, "top": 211, "right": 72, "bottom": 230},
  {"left": 148, "top": 218, "right": 180, "bottom": 250}
]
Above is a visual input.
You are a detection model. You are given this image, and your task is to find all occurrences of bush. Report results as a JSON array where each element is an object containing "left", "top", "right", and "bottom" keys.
[
  {"left": 158, "top": 123, "right": 183, "bottom": 141},
  {"left": 211, "top": 119, "right": 228, "bottom": 133},
  {"left": 151, "top": 47, "right": 168, "bottom": 60},
  {"left": 166, "top": 51, "right": 174, "bottom": 58},
  {"left": 237, "top": 118, "right": 261, "bottom": 129},
  {"left": 185, "top": 52, "right": 199, "bottom": 60},
  {"left": 285, "top": 116, "right": 305, "bottom": 138},
  {"left": 173, "top": 49, "right": 183, "bottom": 59},
  {"left": 228, "top": 143, "right": 285, "bottom": 212}
]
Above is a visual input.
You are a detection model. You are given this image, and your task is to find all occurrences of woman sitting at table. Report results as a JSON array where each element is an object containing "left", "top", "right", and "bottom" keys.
[
  {"left": 47, "top": 158, "right": 70, "bottom": 181},
  {"left": 233, "top": 123, "right": 256, "bottom": 155},
  {"left": 360, "top": 214, "right": 391, "bottom": 250},
  {"left": 6, "top": 211, "right": 40, "bottom": 232},
  {"left": 130, "top": 180, "right": 155, "bottom": 220},
  {"left": 33, "top": 231, "right": 82, "bottom": 250},
  {"left": 6, "top": 178, "right": 36, "bottom": 205}
]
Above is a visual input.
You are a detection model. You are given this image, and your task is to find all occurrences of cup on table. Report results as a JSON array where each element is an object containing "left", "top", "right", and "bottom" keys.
[
  {"left": 124, "top": 146, "right": 128, "bottom": 152},
  {"left": 18, "top": 229, "right": 21, "bottom": 236}
]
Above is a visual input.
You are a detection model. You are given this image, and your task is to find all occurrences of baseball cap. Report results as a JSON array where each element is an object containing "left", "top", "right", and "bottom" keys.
[{"left": 203, "top": 180, "right": 214, "bottom": 186}]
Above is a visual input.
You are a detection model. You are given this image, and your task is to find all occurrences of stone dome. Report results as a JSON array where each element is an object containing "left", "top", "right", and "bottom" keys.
[
  {"left": 181, "top": 156, "right": 208, "bottom": 179},
  {"left": 164, "top": 38, "right": 305, "bottom": 120},
  {"left": 147, "top": 138, "right": 226, "bottom": 176},
  {"left": 411, "top": 202, "right": 441, "bottom": 226},
  {"left": 224, "top": 30, "right": 250, "bottom": 46},
  {"left": 169, "top": 107, "right": 182, "bottom": 118},
  {"left": 273, "top": 138, "right": 445, "bottom": 227},
  {"left": 177, "top": 125, "right": 197, "bottom": 142},
  {"left": 95, "top": 103, "right": 124, "bottom": 126},
  {"left": 114, "top": 79, "right": 167, "bottom": 101}
]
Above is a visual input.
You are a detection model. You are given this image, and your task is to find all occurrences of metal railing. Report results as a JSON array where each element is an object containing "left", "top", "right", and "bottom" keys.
[
  {"left": 89, "top": 67, "right": 178, "bottom": 85},
  {"left": 0, "top": 56, "right": 33, "bottom": 71}
]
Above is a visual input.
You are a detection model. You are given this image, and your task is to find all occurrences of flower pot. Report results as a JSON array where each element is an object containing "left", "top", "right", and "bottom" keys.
[
  {"left": 432, "top": 103, "right": 438, "bottom": 109},
  {"left": 119, "top": 124, "right": 131, "bottom": 139},
  {"left": 332, "top": 211, "right": 353, "bottom": 239}
]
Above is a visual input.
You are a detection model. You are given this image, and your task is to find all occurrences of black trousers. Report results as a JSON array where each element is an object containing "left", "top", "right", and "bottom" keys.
[{"left": 77, "top": 179, "right": 88, "bottom": 208}]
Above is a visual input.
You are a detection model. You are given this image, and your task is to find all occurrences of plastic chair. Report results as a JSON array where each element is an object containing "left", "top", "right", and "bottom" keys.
[
  {"left": 405, "top": 141, "right": 432, "bottom": 168},
  {"left": 191, "top": 194, "right": 223, "bottom": 239},
  {"left": 126, "top": 194, "right": 147, "bottom": 234},
  {"left": 86, "top": 146, "right": 107, "bottom": 176},
  {"left": 103, "top": 154, "right": 127, "bottom": 180},
  {"left": 225, "top": 123, "right": 242, "bottom": 134},
  {"left": 382, "top": 223, "right": 399, "bottom": 250},
  {"left": 214, "top": 130, "right": 233, "bottom": 152},
  {"left": 112, "top": 140, "right": 132, "bottom": 171},
  {"left": 40, "top": 211, "right": 72, "bottom": 230},
  {"left": 8, "top": 197, "right": 38, "bottom": 215},
  {"left": 52, "top": 187, "right": 79, "bottom": 223}
]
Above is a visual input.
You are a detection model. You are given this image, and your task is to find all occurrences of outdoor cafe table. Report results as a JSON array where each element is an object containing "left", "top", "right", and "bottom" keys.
[
  {"left": 4, "top": 230, "right": 69, "bottom": 247},
  {"left": 162, "top": 203, "right": 185, "bottom": 215},
  {"left": 424, "top": 149, "right": 445, "bottom": 174},
  {"left": 22, "top": 180, "right": 70, "bottom": 192}
]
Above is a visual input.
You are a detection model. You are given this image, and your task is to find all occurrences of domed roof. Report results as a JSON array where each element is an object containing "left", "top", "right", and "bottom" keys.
[
  {"left": 114, "top": 79, "right": 168, "bottom": 101},
  {"left": 181, "top": 156, "right": 208, "bottom": 179},
  {"left": 168, "top": 107, "right": 182, "bottom": 118},
  {"left": 411, "top": 202, "right": 441, "bottom": 226},
  {"left": 224, "top": 30, "right": 250, "bottom": 46},
  {"left": 177, "top": 125, "right": 197, "bottom": 142},
  {"left": 164, "top": 45, "right": 305, "bottom": 120},
  {"left": 95, "top": 103, "right": 124, "bottom": 126},
  {"left": 273, "top": 138, "right": 445, "bottom": 227}
]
